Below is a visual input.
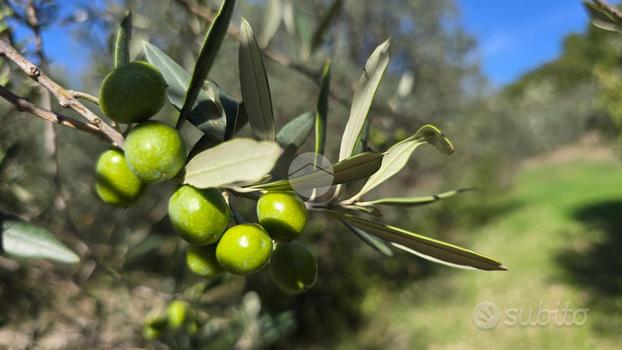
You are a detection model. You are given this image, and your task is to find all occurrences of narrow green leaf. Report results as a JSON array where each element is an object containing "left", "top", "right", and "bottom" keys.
[
  {"left": 315, "top": 60, "right": 331, "bottom": 160},
  {"left": 340, "top": 219, "right": 393, "bottom": 256},
  {"left": 353, "top": 118, "right": 371, "bottom": 155},
  {"left": 349, "top": 125, "right": 453, "bottom": 201},
  {"left": 144, "top": 42, "right": 227, "bottom": 139},
  {"left": 225, "top": 102, "right": 249, "bottom": 140},
  {"left": 310, "top": 0, "right": 343, "bottom": 54},
  {"left": 276, "top": 112, "right": 314, "bottom": 149},
  {"left": 337, "top": 213, "right": 505, "bottom": 271},
  {"left": 239, "top": 18, "right": 276, "bottom": 140},
  {"left": 184, "top": 138, "right": 282, "bottom": 189},
  {"left": 113, "top": 11, "right": 132, "bottom": 68},
  {"left": 252, "top": 151, "right": 382, "bottom": 191},
  {"left": 359, "top": 188, "right": 473, "bottom": 207},
  {"left": 1, "top": 216, "right": 79, "bottom": 263},
  {"left": 259, "top": 0, "right": 282, "bottom": 48},
  {"left": 339, "top": 39, "right": 390, "bottom": 160},
  {"left": 178, "top": 0, "right": 237, "bottom": 128}
]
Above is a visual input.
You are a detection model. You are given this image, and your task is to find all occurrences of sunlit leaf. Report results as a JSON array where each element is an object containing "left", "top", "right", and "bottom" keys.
[
  {"left": 184, "top": 138, "right": 282, "bottom": 188},
  {"left": 339, "top": 39, "right": 390, "bottom": 160},
  {"left": 349, "top": 125, "right": 453, "bottom": 201},
  {"left": 113, "top": 10, "right": 132, "bottom": 68},
  {"left": 358, "top": 188, "right": 473, "bottom": 207},
  {"left": 340, "top": 219, "right": 393, "bottom": 256},
  {"left": 251, "top": 151, "right": 382, "bottom": 191},
  {"left": 259, "top": 0, "right": 282, "bottom": 48},
  {"left": 239, "top": 18, "right": 276, "bottom": 140},
  {"left": 337, "top": 213, "right": 505, "bottom": 271},
  {"left": 178, "top": 0, "right": 237, "bottom": 127},
  {"left": 1, "top": 215, "right": 79, "bottom": 263}
]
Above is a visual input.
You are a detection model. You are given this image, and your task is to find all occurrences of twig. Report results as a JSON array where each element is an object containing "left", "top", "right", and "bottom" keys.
[
  {"left": 0, "top": 40, "right": 125, "bottom": 146},
  {"left": 0, "top": 85, "right": 104, "bottom": 137},
  {"left": 67, "top": 90, "right": 100, "bottom": 105}
]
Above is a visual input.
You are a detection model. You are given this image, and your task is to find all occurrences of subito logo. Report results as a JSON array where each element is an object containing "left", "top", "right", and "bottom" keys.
[{"left": 472, "top": 301, "right": 500, "bottom": 330}]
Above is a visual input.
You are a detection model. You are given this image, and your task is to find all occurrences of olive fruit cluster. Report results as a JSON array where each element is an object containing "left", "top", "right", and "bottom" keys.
[
  {"left": 178, "top": 189, "right": 318, "bottom": 294},
  {"left": 95, "top": 61, "right": 186, "bottom": 207},
  {"left": 94, "top": 62, "right": 317, "bottom": 295}
]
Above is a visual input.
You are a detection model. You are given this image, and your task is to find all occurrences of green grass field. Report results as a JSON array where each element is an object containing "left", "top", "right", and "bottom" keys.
[{"left": 342, "top": 157, "right": 622, "bottom": 349}]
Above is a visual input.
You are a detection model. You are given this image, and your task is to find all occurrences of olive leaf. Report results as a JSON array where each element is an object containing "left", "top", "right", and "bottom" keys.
[
  {"left": 340, "top": 219, "right": 393, "bottom": 256},
  {"left": 259, "top": 0, "right": 282, "bottom": 48},
  {"left": 184, "top": 138, "right": 282, "bottom": 189},
  {"left": 251, "top": 151, "right": 383, "bottom": 191},
  {"left": 348, "top": 125, "right": 454, "bottom": 202},
  {"left": 338, "top": 39, "right": 390, "bottom": 161},
  {"left": 337, "top": 213, "right": 505, "bottom": 271},
  {"left": 113, "top": 10, "right": 132, "bottom": 68},
  {"left": 144, "top": 42, "right": 233, "bottom": 140},
  {"left": 178, "top": 0, "right": 237, "bottom": 128},
  {"left": 1, "top": 215, "right": 79, "bottom": 263},
  {"left": 239, "top": 18, "right": 276, "bottom": 140},
  {"left": 315, "top": 60, "right": 331, "bottom": 163},
  {"left": 224, "top": 100, "right": 248, "bottom": 140},
  {"left": 276, "top": 112, "right": 314, "bottom": 150},
  {"left": 583, "top": 1, "right": 622, "bottom": 32},
  {"left": 358, "top": 188, "right": 473, "bottom": 207}
]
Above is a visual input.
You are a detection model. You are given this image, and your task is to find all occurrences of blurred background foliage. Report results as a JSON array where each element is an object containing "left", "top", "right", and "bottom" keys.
[{"left": 1, "top": 0, "right": 622, "bottom": 349}]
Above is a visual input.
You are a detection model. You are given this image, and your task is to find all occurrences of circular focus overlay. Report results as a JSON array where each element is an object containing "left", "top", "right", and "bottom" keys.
[
  {"left": 472, "top": 301, "right": 500, "bottom": 330},
  {"left": 288, "top": 152, "right": 334, "bottom": 199}
]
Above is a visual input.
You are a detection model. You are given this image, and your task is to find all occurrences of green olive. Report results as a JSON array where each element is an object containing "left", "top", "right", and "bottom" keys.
[
  {"left": 216, "top": 224, "right": 273, "bottom": 275},
  {"left": 167, "top": 300, "right": 189, "bottom": 330},
  {"left": 124, "top": 121, "right": 186, "bottom": 183},
  {"left": 143, "top": 315, "right": 167, "bottom": 340},
  {"left": 95, "top": 149, "right": 144, "bottom": 207},
  {"left": 99, "top": 61, "right": 167, "bottom": 124},
  {"left": 270, "top": 242, "right": 317, "bottom": 294},
  {"left": 257, "top": 191, "right": 308, "bottom": 241},
  {"left": 186, "top": 244, "right": 224, "bottom": 277},
  {"left": 169, "top": 186, "right": 230, "bottom": 245}
]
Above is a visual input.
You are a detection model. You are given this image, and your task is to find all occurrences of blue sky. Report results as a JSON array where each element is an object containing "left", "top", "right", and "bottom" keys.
[
  {"left": 456, "top": 0, "right": 590, "bottom": 86},
  {"left": 15, "top": 1, "right": 591, "bottom": 87}
]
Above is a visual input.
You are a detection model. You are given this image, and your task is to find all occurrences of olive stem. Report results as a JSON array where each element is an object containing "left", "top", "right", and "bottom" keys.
[
  {"left": 67, "top": 90, "right": 100, "bottom": 105},
  {"left": 0, "top": 40, "right": 125, "bottom": 147}
]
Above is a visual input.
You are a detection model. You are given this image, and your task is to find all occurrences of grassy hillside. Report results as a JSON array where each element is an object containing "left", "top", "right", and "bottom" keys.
[{"left": 340, "top": 143, "right": 622, "bottom": 349}]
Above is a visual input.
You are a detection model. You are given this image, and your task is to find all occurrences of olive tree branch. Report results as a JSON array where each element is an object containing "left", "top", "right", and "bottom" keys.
[
  {"left": 0, "top": 85, "right": 105, "bottom": 137},
  {"left": 0, "top": 40, "right": 125, "bottom": 146}
]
